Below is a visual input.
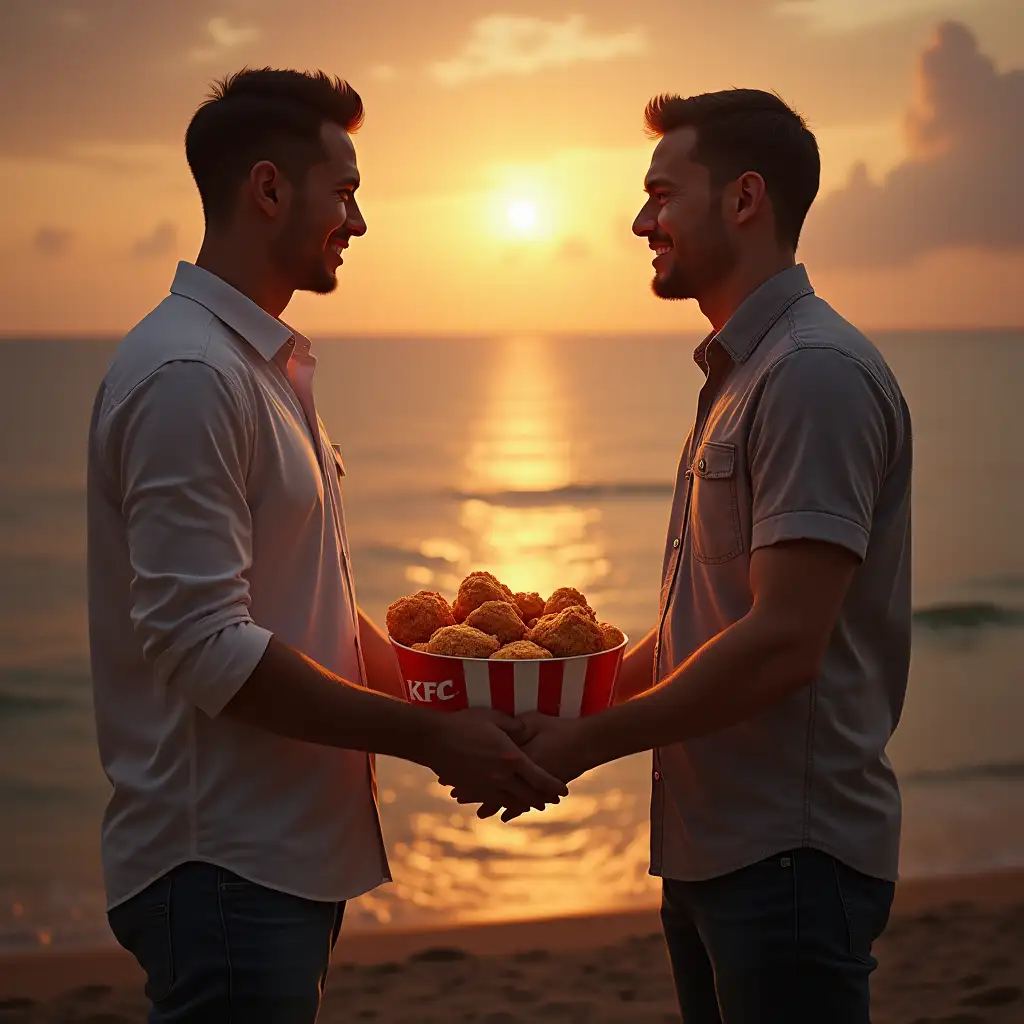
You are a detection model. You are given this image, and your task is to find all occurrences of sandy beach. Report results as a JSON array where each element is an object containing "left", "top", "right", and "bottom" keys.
[{"left": 0, "top": 869, "right": 1021, "bottom": 1023}]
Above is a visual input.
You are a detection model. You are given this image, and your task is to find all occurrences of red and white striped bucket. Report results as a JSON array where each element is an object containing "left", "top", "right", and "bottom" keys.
[{"left": 389, "top": 637, "right": 627, "bottom": 718}]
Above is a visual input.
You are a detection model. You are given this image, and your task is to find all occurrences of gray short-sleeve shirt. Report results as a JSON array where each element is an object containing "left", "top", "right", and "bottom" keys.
[{"left": 651, "top": 264, "right": 913, "bottom": 883}]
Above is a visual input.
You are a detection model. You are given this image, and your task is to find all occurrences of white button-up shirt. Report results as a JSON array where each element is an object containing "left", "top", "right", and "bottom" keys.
[{"left": 86, "top": 261, "right": 390, "bottom": 910}]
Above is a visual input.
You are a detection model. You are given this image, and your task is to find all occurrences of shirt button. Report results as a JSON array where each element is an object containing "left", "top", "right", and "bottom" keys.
[
  {"left": 697, "top": 458, "right": 706, "bottom": 472},
  {"left": 672, "top": 538, "right": 680, "bottom": 549},
  {"left": 653, "top": 771, "right": 661, "bottom": 782}
]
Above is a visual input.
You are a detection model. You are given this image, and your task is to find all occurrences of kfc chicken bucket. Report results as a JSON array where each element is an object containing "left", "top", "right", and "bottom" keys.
[
  {"left": 389, "top": 635, "right": 627, "bottom": 716},
  {"left": 385, "top": 574, "right": 628, "bottom": 718}
]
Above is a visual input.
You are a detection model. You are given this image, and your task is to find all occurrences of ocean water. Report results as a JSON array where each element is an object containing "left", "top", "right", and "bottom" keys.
[{"left": 1, "top": 331, "right": 1023, "bottom": 952}]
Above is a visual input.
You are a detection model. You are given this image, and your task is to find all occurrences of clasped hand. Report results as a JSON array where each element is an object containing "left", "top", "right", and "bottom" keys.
[{"left": 430, "top": 709, "right": 588, "bottom": 824}]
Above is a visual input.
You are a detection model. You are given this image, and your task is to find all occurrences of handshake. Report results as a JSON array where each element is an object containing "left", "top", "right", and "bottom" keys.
[
  {"left": 420, "top": 706, "right": 593, "bottom": 823},
  {"left": 385, "top": 574, "right": 635, "bottom": 820}
]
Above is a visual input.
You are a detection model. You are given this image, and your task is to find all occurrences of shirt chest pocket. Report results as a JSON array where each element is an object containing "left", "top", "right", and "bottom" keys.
[{"left": 690, "top": 440, "right": 744, "bottom": 565}]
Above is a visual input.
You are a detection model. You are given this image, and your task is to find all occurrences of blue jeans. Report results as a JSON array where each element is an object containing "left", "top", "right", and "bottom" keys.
[
  {"left": 660, "top": 848, "right": 894, "bottom": 1024},
  {"left": 107, "top": 862, "right": 345, "bottom": 1023}
]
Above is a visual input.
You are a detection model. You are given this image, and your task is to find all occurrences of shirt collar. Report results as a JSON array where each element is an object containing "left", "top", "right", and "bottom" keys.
[
  {"left": 694, "top": 263, "right": 814, "bottom": 367},
  {"left": 286, "top": 329, "right": 313, "bottom": 359},
  {"left": 169, "top": 261, "right": 295, "bottom": 362}
]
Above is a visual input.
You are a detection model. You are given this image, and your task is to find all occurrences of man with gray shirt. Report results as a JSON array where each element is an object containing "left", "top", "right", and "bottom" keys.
[{"left": 457, "top": 89, "right": 912, "bottom": 1022}]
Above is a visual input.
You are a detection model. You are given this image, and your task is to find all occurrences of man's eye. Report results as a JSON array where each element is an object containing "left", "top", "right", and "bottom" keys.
[{"left": 336, "top": 191, "right": 353, "bottom": 203}]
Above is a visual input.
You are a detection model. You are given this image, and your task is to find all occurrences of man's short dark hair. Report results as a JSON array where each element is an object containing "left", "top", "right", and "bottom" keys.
[
  {"left": 644, "top": 88, "right": 820, "bottom": 250},
  {"left": 185, "top": 67, "right": 364, "bottom": 225}
]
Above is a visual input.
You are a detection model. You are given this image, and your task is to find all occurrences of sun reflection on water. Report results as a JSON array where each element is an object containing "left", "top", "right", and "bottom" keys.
[
  {"left": 458, "top": 500, "right": 609, "bottom": 598},
  {"left": 412, "top": 335, "right": 612, "bottom": 600},
  {"left": 364, "top": 336, "right": 655, "bottom": 927},
  {"left": 359, "top": 762, "right": 658, "bottom": 927},
  {"left": 462, "top": 335, "right": 574, "bottom": 493}
]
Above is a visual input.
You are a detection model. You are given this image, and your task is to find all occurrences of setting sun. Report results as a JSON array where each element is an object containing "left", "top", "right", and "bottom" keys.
[{"left": 507, "top": 199, "right": 538, "bottom": 234}]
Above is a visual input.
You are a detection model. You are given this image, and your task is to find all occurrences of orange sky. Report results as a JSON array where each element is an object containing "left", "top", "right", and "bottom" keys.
[{"left": 0, "top": 0, "right": 1021, "bottom": 335}]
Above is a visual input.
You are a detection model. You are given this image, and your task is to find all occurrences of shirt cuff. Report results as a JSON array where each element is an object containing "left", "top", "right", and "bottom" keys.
[
  {"left": 751, "top": 510, "right": 869, "bottom": 560},
  {"left": 164, "top": 621, "right": 273, "bottom": 718}
]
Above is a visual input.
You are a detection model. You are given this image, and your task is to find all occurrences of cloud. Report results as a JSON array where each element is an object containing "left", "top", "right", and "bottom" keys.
[
  {"left": 431, "top": 14, "right": 646, "bottom": 85},
  {"left": 370, "top": 64, "right": 398, "bottom": 82},
  {"left": 802, "top": 21, "right": 1023, "bottom": 267},
  {"left": 33, "top": 226, "right": 73, "bottom": 257},
  {"left": 189, "top": 16, "right": 260, "bottom": 62},
  {"left": 132, "top": 221, "right": 177, "bottom": 259},
  {"left": 773, "top": 0, "right": 985, "bottom": 33}
]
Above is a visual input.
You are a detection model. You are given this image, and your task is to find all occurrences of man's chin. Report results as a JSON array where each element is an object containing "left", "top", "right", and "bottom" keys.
[
  {"left": 651, "top": 270, "right": 694, "bottom": 301},
  {"left": 299, "top": 269, "right": 339, "bottom": 296}
]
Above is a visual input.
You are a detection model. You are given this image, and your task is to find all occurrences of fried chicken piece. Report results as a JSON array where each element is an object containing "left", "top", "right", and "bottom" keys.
[
  {"left": 514, "top": 591, "right": 546, "bottom": 622},
  {"left": 491, "top": 640, "right": 553, "bottom": 660},
  {"left": 526, "top": 606, "right": 605, "bottom": 658},
  {"left": 465, "top": 570, "right": 516, "bottom": 602},
  {"left": 386, "top": 591, "right": 457, "bottom": 646},
  {"left": 420, "top": 591, "right": 454, "bottom": 615},
  {"left": 412, "top": 642, "right": 431, "bottom": 652},
  {"left": 465, "top": 601, "right": 526, "bottom": 646},
  {"left": 452, "top": 574, "right": 512, "bottom": 622},
  {"left": 544, "top": 586, "right": 596, "bottom": 621},
  {"left": 598, "top": 623, "right": 626, "bottom": 651},
  {"left": 426, "top": 624, "right": 501, "bottom": 658}
]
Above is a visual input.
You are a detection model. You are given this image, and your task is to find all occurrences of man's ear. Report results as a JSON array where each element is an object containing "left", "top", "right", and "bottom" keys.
[
  {"left": 249, "top": 160, "right": 286, "bottom": 219},
  {"left": 733, "top": 170, "right": 768, "bottom": 226}
]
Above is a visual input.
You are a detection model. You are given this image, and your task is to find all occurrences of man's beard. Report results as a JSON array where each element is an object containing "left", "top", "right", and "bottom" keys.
[
  {"left": 652, "top": 205, "right": 736, "bottom": 301},
  {"left": 297, "top": 261, "right": 338, "bottom": 295},
  {"left": 270, "top": 199, "right": 338, "bottom": 295},
  {"left": 652, "top": 259, "right": 698, "bottom": 300},
  {"left": 272, "top": 235, "right": 338, "bottom": 295}
]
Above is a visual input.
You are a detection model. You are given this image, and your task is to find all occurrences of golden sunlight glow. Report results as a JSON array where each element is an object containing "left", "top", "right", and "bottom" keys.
[
  {"left": 353, "top": 764, "right": 660, "bottom": 927},
  {"left": 484, "top": 164, "right": 559, "bottom": 245},
  {"left": 461, "top": 335, "right": 573, "bottom": 494},
  {"left": 399, "top": 337, "right": 612, "bottom": 599},
  {"left": 457, "top": 336, "right": 610, "bottom": 596},
  {"left": 507, "top": 199, "right": 538, "bottom": 233},
  {"left": 458, "top": 501, "right": 608, "bottom": 598}
]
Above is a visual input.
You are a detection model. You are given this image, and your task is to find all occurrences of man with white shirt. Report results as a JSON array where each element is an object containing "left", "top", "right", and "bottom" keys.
[{"left": 86, "top": 68, "right": 565, "bottom": 1022}]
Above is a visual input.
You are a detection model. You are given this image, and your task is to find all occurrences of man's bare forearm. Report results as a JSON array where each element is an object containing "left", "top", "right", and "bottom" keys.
[
  {"left": 223, "top": 635, "right": 435, "bottom": 763},
  {"left": 358, "top": 608, "right": 406, "bottom": 699},
  {"left": 582, "top": 612, "right": 820, "bottom": 768},
  {"left": 612, "top": 627, "right": 657, "bottom": 703}
]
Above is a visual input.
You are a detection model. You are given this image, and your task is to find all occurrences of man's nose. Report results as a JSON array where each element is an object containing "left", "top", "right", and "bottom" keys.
[
  {"left": 632, "top": 205, "right": 655, "bottom": 237},
  {"left": 346, "top": 199, "right": 367, "bottom": 237}
]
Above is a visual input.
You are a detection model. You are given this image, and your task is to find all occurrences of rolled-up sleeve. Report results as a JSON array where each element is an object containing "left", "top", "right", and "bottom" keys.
[
  {"left": 748, "top": 347, "right": 897, "bottom": 561},
  {"left": 108, "top": 359, "right": 272, "bottom": 716}
]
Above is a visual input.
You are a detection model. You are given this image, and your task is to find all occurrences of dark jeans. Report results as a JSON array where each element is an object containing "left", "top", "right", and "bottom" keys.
[
  {"left": 108, "top": 862, "right": 345, "bottom": 1023},
  {"left": 660, "top": 847, "right": 895, "bottom": 1024}
]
